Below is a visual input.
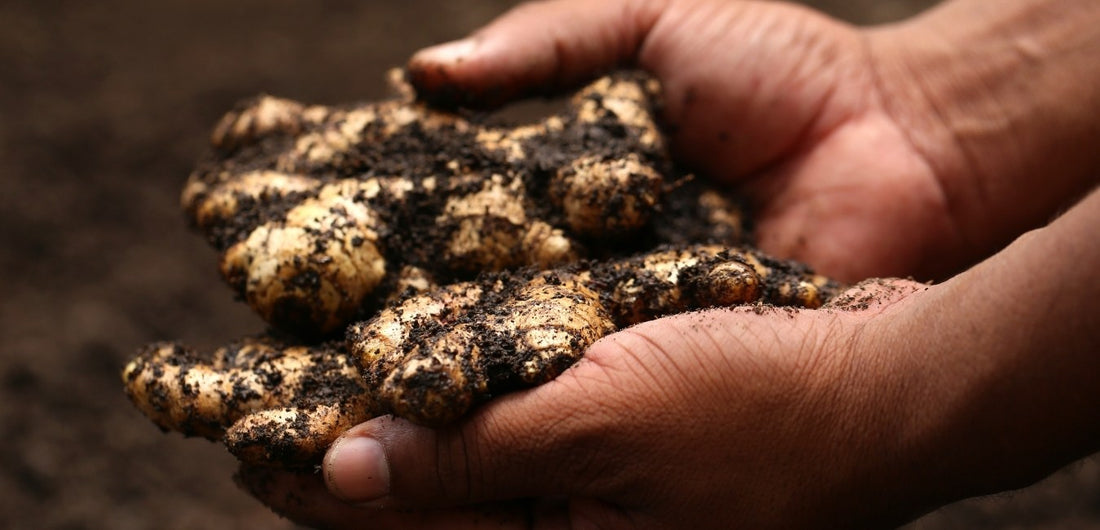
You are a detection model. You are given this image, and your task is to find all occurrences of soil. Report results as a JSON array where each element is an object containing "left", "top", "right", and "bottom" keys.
[{"left": 1, "top": 0, "right": 1096, "bottom": 529}]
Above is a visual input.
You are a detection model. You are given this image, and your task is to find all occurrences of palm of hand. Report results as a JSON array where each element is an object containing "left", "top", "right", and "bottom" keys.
[{"left": 644, "top": 1, "right": 958, "bottom": 281}]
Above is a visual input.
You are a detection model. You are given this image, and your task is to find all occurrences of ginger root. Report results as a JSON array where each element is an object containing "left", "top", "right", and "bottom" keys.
[
  {"left": 182, "top": 72, "right": 744, "bottom": 337},
  {"left": 122, "top": 336, "right": 372, "bottom": 466},
  {"left": 122, "top": 71, "right": 840, "bottom": 469},
  {"left": 124, "top": 245, "right": 837, "bottom": 467},
  {"left": 351, "top": 244, "right": 837, "bottom": 426}
]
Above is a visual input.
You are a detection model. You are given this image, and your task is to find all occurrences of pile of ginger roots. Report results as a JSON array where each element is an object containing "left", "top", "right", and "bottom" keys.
[{"left": 122, "top": 71, "right": 841, "bottom": 468}]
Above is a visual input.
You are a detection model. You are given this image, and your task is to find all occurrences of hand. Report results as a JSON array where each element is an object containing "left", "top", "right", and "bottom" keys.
[
  {"left": 240, "top": 279, "right": 941, "bottom": 529},
  {"left": 407, "top": 0, "right": 959, "bottom": 282},
  {"left": 240, "top": 187, "right": 1100, "bottom": 529},
  {"left": 406, "top": 0, "right": 1100, "bottom": 282}
]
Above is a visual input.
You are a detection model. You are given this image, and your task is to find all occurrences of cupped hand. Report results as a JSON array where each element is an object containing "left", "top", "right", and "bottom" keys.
[
  {"left": 406, "top": 0, "right": 968, "bottom": 282},
  {"left": 239, "top": 278, "right": 944, "bottom": 529}
]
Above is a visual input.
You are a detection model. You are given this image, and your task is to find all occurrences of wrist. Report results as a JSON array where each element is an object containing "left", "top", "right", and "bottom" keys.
[
  {"left": 864, "top": 0, "right": 1100, "bottom": 264},
  {"left": 863, "top": 189, "right": 1100, "bottom": 519}
]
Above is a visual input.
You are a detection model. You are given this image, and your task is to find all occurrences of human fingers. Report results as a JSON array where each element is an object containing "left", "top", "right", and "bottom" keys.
[
  {"left": 321, "top": 389, "right": 627, "bottom": 509},
  {"left": 409, "top": 0, "right": 868, "bottom": 179},
  {"left": 236, "top": 464, "right": 541, "bottom": 529},
  {"left": 407, "top": 0, "right": 667, "bottom": 108}
]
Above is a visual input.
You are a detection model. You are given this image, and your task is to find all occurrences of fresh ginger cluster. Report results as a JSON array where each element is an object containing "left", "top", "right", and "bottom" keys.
[
  {"left": 182, "top": 71, "right": 743, "bottom": 337},
  {"left": 125, "top": 245, "right": 837, "bottom": 467},
  {"left": 123, "top": 72, "right": 839, "bottom": 468}
]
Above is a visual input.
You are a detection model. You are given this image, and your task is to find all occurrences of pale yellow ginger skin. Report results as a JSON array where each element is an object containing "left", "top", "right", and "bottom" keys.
[
  {"left": 216, "top": 178, "right": 407, "bottom": 333},
  {"left": 122, "top": 337, "right": 372, "bottom": 466},
  {"left": 552, "top": 153, "right": 663, "bottom": 235},
  {"left": 122, "top": 339, "right": 331, "bottom": 439},
  {"left": 182, "top": 170, "right": 319, "bottom": 227},
  {"left": 436, "top": 173, "right": 578, "bottom": 271},
  {"left": 225, "top": 395, "right": 373, "bottom": 465},
  {"left": 350, "top": 274, "right": 616, "bottom": 426}
]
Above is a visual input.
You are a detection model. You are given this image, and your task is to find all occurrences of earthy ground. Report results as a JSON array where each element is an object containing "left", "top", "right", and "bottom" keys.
[{"left": 1, "top": 1, "right": 1096, "bottom": 528}]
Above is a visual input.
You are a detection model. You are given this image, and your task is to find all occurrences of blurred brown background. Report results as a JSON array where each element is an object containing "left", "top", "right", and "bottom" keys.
[{"left": 1, "top": 1, "right": 1096, "bottom": 528}]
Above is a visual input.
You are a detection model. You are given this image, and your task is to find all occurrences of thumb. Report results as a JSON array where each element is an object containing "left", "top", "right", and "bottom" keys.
[
  {"left": 407, "top": 0, "right": 668, "bottom": 108},
  {"left": 322, "top": 376, "right": 620, "bottom": 508}
]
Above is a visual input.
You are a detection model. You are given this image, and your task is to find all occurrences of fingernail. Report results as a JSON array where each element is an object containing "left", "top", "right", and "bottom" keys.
[
  {"left": 413, "top": 38, "right": 478, "bottom": 65},
  {"left": 325, "top": 435, "right": 391, "bottom": 503}
]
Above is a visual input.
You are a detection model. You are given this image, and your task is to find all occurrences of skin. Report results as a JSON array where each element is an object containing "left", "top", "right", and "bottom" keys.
[{"left": 237, "top": 0, "right": 1100, "bottom": 527}]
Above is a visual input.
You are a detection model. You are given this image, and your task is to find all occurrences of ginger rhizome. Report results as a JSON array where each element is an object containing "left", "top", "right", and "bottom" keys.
[
  {"left": 124, "top": 244, "right": 837, "bottom": 467},
  {"left": 123, "top": 72, "right": 841, "bottom": 468},
  {"left": 183, "top": 72, "right": 743, "bottom": 337}
]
